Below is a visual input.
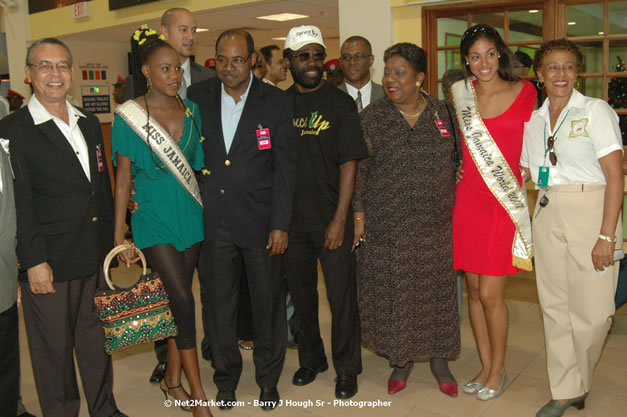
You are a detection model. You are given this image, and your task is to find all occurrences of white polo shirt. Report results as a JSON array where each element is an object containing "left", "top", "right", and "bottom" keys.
[
  {"left": 521, "top": 89, "right": 622, "bottom": 186},
  {"left": 28, "top": 95, "right": 91, "bottom": 181}
]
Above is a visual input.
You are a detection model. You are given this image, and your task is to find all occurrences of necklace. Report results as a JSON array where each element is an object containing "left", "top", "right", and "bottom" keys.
[{"left": 396, "top": 96, "right": 426, "bottom": 118}]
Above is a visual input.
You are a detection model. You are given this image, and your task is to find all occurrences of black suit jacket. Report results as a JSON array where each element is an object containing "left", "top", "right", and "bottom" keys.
[
  {"left": 0, "top": 105, "right": 114, "bottom": 282},
  {"left": 187, "top": 76, "right": 296, "bottom": 248}
]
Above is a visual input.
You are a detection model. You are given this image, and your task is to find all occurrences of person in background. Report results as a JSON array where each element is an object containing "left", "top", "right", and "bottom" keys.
[
  {"left": 353, "top": 42, "right": 461, "bottom": 397},
  {"left": 204, "top": 58, "right": 216, "bottom": 69},
  {"left": 324, "top": 58, "right": 344, "bottom": 87},
  {"left": 452, "top": 24, "right": 536, "bottom": 401},
  {"left": 338, "top": 36, "right": 384, "bottom": 111},
  {"left": 112, "top": 75, "right": 126, "bottom": 105},
  {"left": 252, "top": 49, "right": 267, "bottom": 80},
  {"left": 260, "top": 45, "right": 288, "bottom": 87},
  {"left": 1, "top": 37, "right": 125, "bottom": 417},
  {"left": 7, "top": 89, "right": 25, "bottom": 112},
  {"left": 441, "top": 68, "right": 464, "bottom": 104},
  {"left": 512, "top": 50, "right": 532, "bottom": 78},
  {"left": 521, "top": 39, "right": 623, "bottom": 417}
]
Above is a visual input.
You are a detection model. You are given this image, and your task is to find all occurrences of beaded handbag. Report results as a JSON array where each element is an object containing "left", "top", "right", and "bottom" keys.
[{"left": 94, "top": 245, "right": 178, "bottom": 354}]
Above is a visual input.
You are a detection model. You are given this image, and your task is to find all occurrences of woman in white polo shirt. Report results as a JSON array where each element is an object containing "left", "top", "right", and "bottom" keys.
[{"left": 521, "top": 39, "right": 623, "bottom": 417}]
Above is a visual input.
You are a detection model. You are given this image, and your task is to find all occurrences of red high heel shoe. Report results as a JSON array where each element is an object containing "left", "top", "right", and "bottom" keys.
[
  {"left": 388, "top": 377, "right": 409, "bottom": 394},
  {"left": 438, "top": 381, "right": 458, "bottom": 397}
]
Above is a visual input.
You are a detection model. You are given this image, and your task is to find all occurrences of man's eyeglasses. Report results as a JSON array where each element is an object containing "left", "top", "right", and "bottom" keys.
[
  {"left": 28, "top": 61, "right": 72, "bottom": 73},
  {"left": 340, "top": 54, "right": 371, "bottom": 63},
  {"left": 291, "top": 50, "right": 326, "bottom": 62},
  {"left": 547, "top": 135, "right": 558, "bottom": 166},
  {"left": 215, "top": 55, "right": 251, "bottom": 67}
]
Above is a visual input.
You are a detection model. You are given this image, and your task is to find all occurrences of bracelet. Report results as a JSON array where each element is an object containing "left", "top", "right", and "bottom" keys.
[{"left": 598, "top": 234, "right": 616, "bottom": 243}]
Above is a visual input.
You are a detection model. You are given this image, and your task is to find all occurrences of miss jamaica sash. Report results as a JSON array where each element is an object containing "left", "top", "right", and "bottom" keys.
[
  {"left": 452, "top": 79, "right": 532, "bottom": 271},
  {"left": 116, "top": 100, "right": 202, "bottom": 208}
]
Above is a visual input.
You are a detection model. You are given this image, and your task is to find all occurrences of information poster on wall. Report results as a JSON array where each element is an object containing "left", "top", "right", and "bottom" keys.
[{"left": 79, "top": 62, "right": 110, "bottom": 114}]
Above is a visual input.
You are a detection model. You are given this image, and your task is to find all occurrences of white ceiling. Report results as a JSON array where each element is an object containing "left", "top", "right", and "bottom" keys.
[{"left": 61, "top": 0, "right": 340, "bottom": 54}]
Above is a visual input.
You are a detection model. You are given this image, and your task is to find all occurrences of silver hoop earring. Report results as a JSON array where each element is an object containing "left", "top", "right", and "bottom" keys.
[
  {"left": 575, "top": 81, "right": 581, "bottom": 89},
  {"left": 537, "top": 81, "right": 544, "bottom": 89}
]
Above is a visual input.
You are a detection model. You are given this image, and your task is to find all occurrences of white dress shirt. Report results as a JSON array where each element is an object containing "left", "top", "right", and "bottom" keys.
[
  {"left": 181, "top": 58, "right": 192, "bottom": 88},
  {"left": 221, "top": 74, "right": 254, "bottom": 153},
  {"left": 521, "top": 89, "right": 623, "bottom": 186},
  {"left": 345, "top": 80, "right": 373, "bottom": 107},
  {"left": 28, "top": 95, "right": 91, "bottom": 181}
]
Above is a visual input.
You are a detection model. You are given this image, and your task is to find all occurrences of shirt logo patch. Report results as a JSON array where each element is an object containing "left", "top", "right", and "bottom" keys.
[
  {"left": 293, "top": 111, "right": 331, "bottom": 136},
  {"left": 569, "top": 118, "right": 589, "bottom": 138}
]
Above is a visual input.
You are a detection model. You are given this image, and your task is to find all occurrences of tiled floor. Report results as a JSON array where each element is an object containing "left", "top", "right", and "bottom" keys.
[{"left": 18, "top": 266, "right": 627, "bottom": 417}]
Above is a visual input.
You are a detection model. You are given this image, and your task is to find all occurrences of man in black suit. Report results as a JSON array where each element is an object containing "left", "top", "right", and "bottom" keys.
[
  {"left": 0, "top": 38, "right": 125, "bottom": 417},
  {"left": 187, "top": 29, "right": 296, "bottom": 411}
]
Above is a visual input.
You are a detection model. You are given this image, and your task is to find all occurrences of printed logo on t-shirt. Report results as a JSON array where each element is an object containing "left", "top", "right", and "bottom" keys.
[
  {"left": 293, "top": 111, "right": 330, "bottom": 136},
  {"left": 569, "top": 118, "right": 589, "bottom": 138}
]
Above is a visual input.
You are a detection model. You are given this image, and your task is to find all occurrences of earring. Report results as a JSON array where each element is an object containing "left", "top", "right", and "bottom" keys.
[
  {"left": 575, "top": 81, "right": 581, "bottom": 90},
  {"left": 416, "top": 81, "right": 422, "bottom": 88},
  {"left": 537, "top": 81, "right": 544, "bottom": 89},
  {"left": 146, "top": 78, "right": 152, "bottom": 91},
  {"left": 498, "top": 54, "right": 501, "bottom": 59}
]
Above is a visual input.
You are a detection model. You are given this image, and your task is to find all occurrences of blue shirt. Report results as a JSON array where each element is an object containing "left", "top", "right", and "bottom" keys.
[{"left": 221, "top": 73, "right": 253, "bottom": 153}]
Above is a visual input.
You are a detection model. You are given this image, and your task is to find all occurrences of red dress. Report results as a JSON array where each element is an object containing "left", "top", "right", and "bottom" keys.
[{"left": 453, "top": 80, "right": 536, "bottom": 276}]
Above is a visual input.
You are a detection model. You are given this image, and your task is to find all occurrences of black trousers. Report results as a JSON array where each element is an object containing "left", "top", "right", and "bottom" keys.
[
  {"left": 0, "top": 302, "right": 19, "bottom": 417},
  {"left": 285, "top": 228, "right": 362, "bottom": 376},
  {"left": 199, "top": 220, "right": 286, "bottom": 391},
  {"left": 20, "top": 271, "right": 117, "bottom": 417}
]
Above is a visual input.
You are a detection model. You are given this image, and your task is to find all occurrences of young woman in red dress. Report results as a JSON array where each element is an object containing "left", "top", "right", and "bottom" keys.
[{"left": 452, "top": 24, "right": 536, "bottom": 400}]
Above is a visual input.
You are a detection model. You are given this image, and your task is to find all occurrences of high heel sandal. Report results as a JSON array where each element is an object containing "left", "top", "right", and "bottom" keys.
[{"left": 160, "top": 379, "right": 192, "bottom": 412}]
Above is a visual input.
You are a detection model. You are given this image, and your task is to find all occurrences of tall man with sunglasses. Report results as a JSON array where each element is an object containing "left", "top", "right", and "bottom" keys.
[
  {"left": 283, "top": 25, "right": 368, "bottom": 400},
  {"left": 187, "top": 29, "right": 296, "bottom": 411}
]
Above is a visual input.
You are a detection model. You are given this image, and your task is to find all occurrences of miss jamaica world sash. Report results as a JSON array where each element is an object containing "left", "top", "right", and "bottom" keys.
[
  {"left": 452, "top": 79, "right": 532, "bottom": 271},
  {"left": 116, "top": 100, "right": 202, "bottom": 208}
]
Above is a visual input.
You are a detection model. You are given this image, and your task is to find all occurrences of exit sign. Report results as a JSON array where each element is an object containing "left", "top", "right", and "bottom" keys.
[{"left": 72, "top": 2, "right": 91, "bottom": 19}]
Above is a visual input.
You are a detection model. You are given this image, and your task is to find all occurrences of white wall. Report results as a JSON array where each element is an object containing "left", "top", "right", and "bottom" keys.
[
  {"left": 64, "top": 39, "right": 129, "bottom": 123},
  {"left": 339, "top": 0, "right": 393, "bottom": 84}
]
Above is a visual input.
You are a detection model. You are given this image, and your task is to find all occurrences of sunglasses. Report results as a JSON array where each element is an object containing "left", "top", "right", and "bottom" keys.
[
  {"left": 291, "top": 50, "right": 327, "bottom": 62},
  {"left": 547, "top": 135, "right": 558, "bottom": 166}
]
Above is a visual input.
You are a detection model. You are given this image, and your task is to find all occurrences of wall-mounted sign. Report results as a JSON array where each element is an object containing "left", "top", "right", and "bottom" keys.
[
  {"left": 72, "top": 1, "right": 90, "bottom": 18},
  {"left": 81, "top": 86, "right": 110, "bottom": 114}
]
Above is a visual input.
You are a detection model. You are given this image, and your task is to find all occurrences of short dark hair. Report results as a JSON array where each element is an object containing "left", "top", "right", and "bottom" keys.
[
  {"left": 342, "top": 36, "right": 372, "bottom": 55},
  {"left": 383, "top": 42, "right": 427, "bottom": 74},
  {"left": 533, "top": 39, "right": 583, "bottom": 73},
  {"left": 460, "top": 24, "right": 516, "bottom": 81},
  {"left": 260, "top": 45, "right": 280, "bottom": 63},
  {"left": 514, "top": 50, "right": 532, "bottom": 68},
  {"left": 26, "top": 38, "right": 73, "bottom": 66},
  {"left": 215, "top": 29, "right": 255, "bottom": 56}
]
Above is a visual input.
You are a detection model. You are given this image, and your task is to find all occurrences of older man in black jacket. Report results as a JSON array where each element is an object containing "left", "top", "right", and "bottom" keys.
[{"left": 0, "top": 38, "right": 124, "bottom": 417}]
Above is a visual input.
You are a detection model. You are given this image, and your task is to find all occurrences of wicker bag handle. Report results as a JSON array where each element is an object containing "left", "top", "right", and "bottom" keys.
[{"left": 103, "top": 244, "right": 148, "bottom": 290}]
